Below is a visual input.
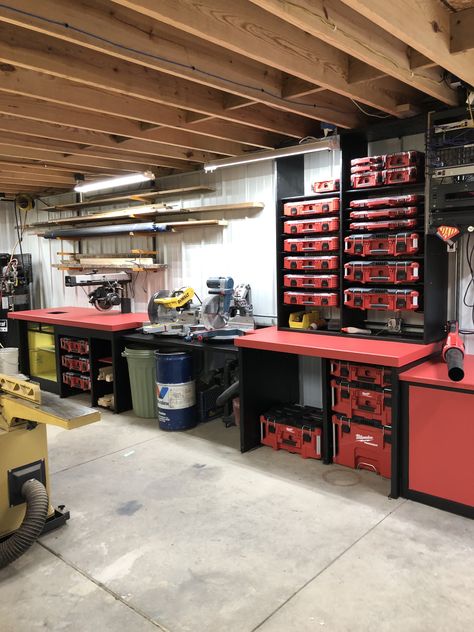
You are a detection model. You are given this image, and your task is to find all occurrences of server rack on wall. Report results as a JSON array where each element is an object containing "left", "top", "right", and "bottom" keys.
[{"left": 276, "top": 128, "right": 448, "bottom": 344}]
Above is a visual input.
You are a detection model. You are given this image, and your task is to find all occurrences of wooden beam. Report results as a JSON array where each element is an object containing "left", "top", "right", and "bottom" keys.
[
  {"left": 250, "top": 0, "right": 457, "bottom": 105},
  {"left": 0, "top": 172, "right": 75, "bottom": 184},
  {"left": 451, "top": 8, "right": 474, "bottom": 54},
  {"left": 0, "top": 143, "right": 171, "bottom": 174},
  {"left": 0, "top": 131, "right": 196, "bottom": 172},
  {"left": 0, "top": 23, "right": 321, "bottom": 137},
  {"left": 112, "top": 0, "right": 421, "bottom": 115},
  {"left": 0, "top": 159, "right": 112, "bottom": 177},
  {"left": 282, "top": 77, "right": 322, "bottom": 99},
  {"left": 0, "top": 0, "right": 359, "bottom": 129},
  {"left": 0, "top": 66, "right": 282, "bottom": 148},
  {"left": 0, "top": 115, "right": 225, "bottom": 163},
  {"left": 340, "top": 0, "right": 474, "bottom": 86}
]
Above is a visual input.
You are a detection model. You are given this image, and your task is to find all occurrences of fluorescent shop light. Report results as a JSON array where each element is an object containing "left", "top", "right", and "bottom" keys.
[
  {"left": 203, "top": 137, "right": 340, "bottom": 173},
  {"left": 74, "top": 171, "right": 155, "bottom": 193}
]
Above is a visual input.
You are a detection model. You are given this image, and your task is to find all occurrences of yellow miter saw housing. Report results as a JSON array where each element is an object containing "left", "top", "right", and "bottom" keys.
[
  {"left": 144, "top": 286, "right": 204, "bottom": 336},
  {"left": 0, "top": 374, "right": 100, "bottom": 568}
]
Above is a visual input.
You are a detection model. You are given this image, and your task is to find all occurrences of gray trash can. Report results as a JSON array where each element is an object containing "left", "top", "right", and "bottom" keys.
[{"left": 122, "top": 347, "right": 157, "bottom": 418}]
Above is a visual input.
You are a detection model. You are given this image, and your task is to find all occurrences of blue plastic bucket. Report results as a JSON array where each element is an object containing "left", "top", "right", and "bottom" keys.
[{"left": 156, "top": 352, "right": 197, "bottom": 430}]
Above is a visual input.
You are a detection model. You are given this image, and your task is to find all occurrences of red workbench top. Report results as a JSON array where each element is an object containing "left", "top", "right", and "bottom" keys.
[
  {"left": 235, "top": 327, "right": 440, "bottom": 368},
  {"left": 400, "top": 356, "right": 474, "bottom": 391},
  {"left": 8, "top": 307, "right": 147, "bottom": 332}
]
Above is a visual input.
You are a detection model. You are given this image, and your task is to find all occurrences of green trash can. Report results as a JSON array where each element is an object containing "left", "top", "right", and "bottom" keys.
[{"left": 122, "top": 347, "right": 157, "bottom": 418}]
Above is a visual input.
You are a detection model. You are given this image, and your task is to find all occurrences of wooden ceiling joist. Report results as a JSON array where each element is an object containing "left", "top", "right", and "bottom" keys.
[
  {"left": 0, "top": 23, "right": 321, "bottom": 137},
  {"left": 340, "top": 0, "right": 474, "bottom": 86},
  {"left": 0, "top": 0, "right": 360, "bottom": 129},
  {"left": 110, "top": 0, "right": 420, "bottom": 116},
  {"left": 250, "top": 0, "right": 457, "bottom": 105}
]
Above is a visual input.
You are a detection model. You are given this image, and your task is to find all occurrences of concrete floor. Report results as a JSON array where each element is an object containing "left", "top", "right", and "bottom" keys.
[{"left": 0, "top": 402, "right": 473, "bottom": 632}]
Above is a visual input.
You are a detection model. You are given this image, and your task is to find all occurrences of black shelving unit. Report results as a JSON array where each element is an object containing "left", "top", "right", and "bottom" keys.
[{"left": 276, "top": 130, "right": 448, "bottom": 344}]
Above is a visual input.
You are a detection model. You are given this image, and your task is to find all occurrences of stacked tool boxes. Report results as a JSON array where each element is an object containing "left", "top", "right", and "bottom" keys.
[
  {"left": 330, "top": 360, "right": 392, "bottom": 478},
  {"left": 350, "top": 151, "right": 423, "bottom": 189},
  {"left": 283, "top": 179, "right": 340, "bottom": 311},
  {"left": 59, "top": 336, "right": 91, "bottom": 391},
  {"left": 260, "top": 404, "right": 323, "bottom": 459},
  {"left": 344, "top": 153, "right": 424, "bottom": 315}
]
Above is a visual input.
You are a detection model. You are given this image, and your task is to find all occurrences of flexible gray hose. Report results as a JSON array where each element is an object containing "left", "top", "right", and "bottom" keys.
[{"left": 0, "top": 479, "right": 49, "bottom": 569}]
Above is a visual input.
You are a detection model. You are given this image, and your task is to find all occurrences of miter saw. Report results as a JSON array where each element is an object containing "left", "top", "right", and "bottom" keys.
[
  {"left": 191, "top": 276, "right": 255, "bottom": 341},
  {"left": 143, "top": 287, "right": 204, "bottom": 336}
]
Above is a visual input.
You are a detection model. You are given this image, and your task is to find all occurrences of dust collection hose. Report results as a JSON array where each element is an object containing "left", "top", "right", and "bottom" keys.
[{"left": 0, "top": 479, "right": 49, "bottom": 569}]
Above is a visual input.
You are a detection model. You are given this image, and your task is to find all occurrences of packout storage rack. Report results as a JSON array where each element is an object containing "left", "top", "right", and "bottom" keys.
[{"left": 276, "top": 129, "right": 448, "bottom": 343}]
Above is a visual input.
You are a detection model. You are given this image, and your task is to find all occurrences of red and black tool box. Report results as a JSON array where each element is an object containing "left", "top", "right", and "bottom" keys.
[
  {"left": 312, "top": 178, "right": 339, "bottom": 194},
  {"left": 350, "top": 163, "right": 384, "bottom": 174},
  {"left": 284, "top": 216, "right": 340, "bottom": 235},
  {"left": 385, "top": 150, "right": 423, "bottom": 169},
  {"left": 351, "top": 155, "right": 385, "bottom": 168},
  {"left": 284, "top": 255, "right": 339, "bottom": 271},
  {"left": 344, "top": 287, "right": 420, "bottom": 311},
  {"left": 349, "top": 194, "right": 423, "bottom": 209},
  {"left": 284, "top": 274, "right": 339, "bottom": 289},
  {"left": 344, "top": 232, "right": 419, "bottom": 257},
  {"left": 284, "top": 291, "right": 339, "bottom": 307},
  {"left": 383, "top": 166, "right": 419, "bottom": 185},
  {"left": 284, "top": 235, "right": 339, "bottom": 253},
  {"left": 344, "top": 260, "right": 420, "bottom": 284},
  {"left": 331, "top": 379, "right": 392, "bottom": 426},
  {"left": 349, "top": 207, "right": 418, "bottom": 221},
  {"left": 350, "top": 172, "right": 384, "bottom": 189},
  {"left": 283, "top": 197, "right": 340, "bottom": 216},
  {"left": 261, "top": 404, "right": 323, "bottom": 460},
  {"left": 330, "top": 360, "right": 391, "bottom": 387},
  {"left": 332, "top": 413, "right": 391, "bottom": 478},
  {"left": 61, "top": 354, "right": 90, "bottom": 373},
  {"left": 60, "top": 337, "right": 90, "bottom": 354},
  {"left": 349, "top": 218, "right": 418, "bottom": 232}
]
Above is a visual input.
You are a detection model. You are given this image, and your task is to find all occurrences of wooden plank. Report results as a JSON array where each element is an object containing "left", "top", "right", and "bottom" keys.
[
  {"left": 0, "top": 0, "right": 359, "bottom": 129},
  {"left": 450, "top": 8, "right": 474, "bottom": 53},
  {"left": 340, "top": 0, "right": 474, "bottom": 86},
  {"left": 29, "top": 202, "right": 264, "bottom": 227},
  {"left": 0, "top": 24, "right": 318, "bottom": 138},
  {"left": 112, "top": 0, "right": 418, "bottom": 115},
  {"left": 251, "top": 0, "right": 457, "bottom": 105},
  {"left": 39, "top": 186, "right": 215, "bottom": 212},
  {"left": 0, "top": 130, "right": 197, "bottom": 171},
  {"left": 0, "top": 115, "right": 226, "bottom": 163},
  {"left": 0, "top": 68, "right": 282, "bottom": 149}
]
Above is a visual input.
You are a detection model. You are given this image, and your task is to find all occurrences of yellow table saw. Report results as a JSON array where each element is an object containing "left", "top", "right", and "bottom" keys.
[{"left": 0, "top": 374, "right": 100, "bottom": 568}]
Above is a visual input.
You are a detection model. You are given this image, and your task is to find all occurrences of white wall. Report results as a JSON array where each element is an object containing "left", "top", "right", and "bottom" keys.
[{"left": 0, "top": 161, "right": 277, "bottom": 324}]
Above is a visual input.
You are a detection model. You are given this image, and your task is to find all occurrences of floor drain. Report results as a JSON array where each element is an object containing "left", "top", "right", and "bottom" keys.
[{"left": 323, "top": 469, "right": 361, "bottom": 487}]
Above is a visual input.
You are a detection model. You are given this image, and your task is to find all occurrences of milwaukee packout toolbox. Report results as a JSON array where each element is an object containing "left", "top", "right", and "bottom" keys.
[
  {"left": 330, "top": 360, "right": 391, "bottom": 387},
  {"left": 284, "top": 274, "right": 339, "bottom": 289},
  {"left": 351, "top": 156, "right": 385, "bottom": 168},
  {"left": 344, "top": 232, "right": 419, "bottom": 257},
  {"left": 284, "top": 235, "right": 339, "bottom": 253},
  {"left": 62, "top": 372, "right": 91, "bottom": 391},
  {"left": 312, "top": 178, "right": 339, "bottom": 194},
  {"left": 261, "top": 404, "right": 323, "bottom": 460},
  {"left": 385, "top": 150, "right": 423, "bottom": 169},
  {"left": 284, "top": 255, "right": 339, "bottom": 271},
  {"left": 344, "top": 260, "right": 420, "bottom": 284},
  {"left": 61, "top": 354, "right": 90, "bottom": 373},
  {"left": 349, "top": 218, "right": 418, "bottom": 232},
  {"left": 284, "top": 291, "right": 339, "bottom": 307},
  {"left": 383, "top": 166, "right": 419, "bottom": 185},
  {"left": 349, "top": 194, "right": 423, "bottom": 209},
  {"left": 349, "top": 207, "right": 418, "bottom": 220},
  {"left": 331, "top": 379, "right": 392, "bottom": 426},
  {"left": 344, "top": 288, "right": 419, "bottom": 311},
  {"left": 351, "top": 172, "right": 384, "bottom": 189},
  {"left": 332, "top": 414, "right": 391, "bottom": 478},
  {"left": 284, "top": 216, "right": 340, "bottom": 235},
  {"left": 350, "top": 163, "right": 385, "bottom": 174},
  {"left": 283, "top": 197, "right": 340, "bottom": 216},
  {"left": 59, "top": 337, "right": 90, "bottom": 354}
]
